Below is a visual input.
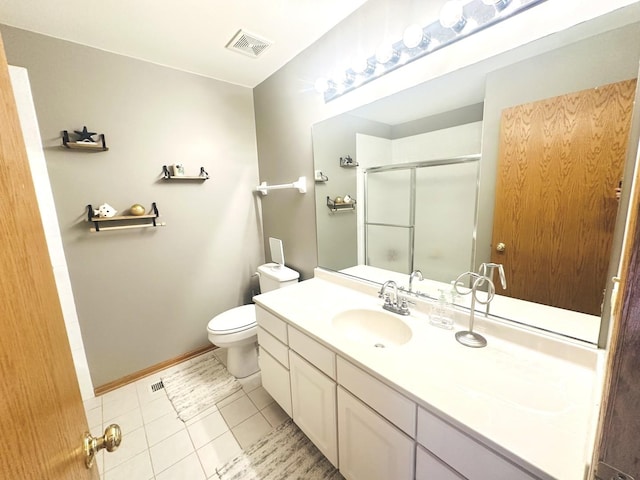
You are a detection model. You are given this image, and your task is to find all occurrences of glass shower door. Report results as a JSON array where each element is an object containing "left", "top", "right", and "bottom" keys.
[{"left": 365, "top": 168, "right": 414, "bottom": 274}]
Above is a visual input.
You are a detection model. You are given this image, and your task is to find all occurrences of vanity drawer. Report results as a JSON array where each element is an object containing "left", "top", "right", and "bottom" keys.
[
  {"left": 258, "top": 347, "right": 292, "bottom": 417},
  {"left": 255, "top": 306, "right": 288, "bottom": 344},
  {"left": 337, "top": 356, "right": 416, "bottom": 437},
  {"left": 257, "top": 326, "right": 288, "bottom": 368},
  {"left": 289, "top": 327, "right": 336, "bottom": 380},
  {"left": 416, "top": 445, "right": 464, "bottom": 480},
  {"left": 417, "top": 407, "right": 538, "bottom": 480}
]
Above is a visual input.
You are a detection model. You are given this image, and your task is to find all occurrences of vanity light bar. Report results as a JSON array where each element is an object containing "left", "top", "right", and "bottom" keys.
[{"left": 316, "top": 0, "right": 547, "bottom": 102}]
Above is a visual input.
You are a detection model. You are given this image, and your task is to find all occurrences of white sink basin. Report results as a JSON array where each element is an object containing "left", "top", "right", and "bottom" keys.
[{"left": 332, "top": 308, "right": 413, "bottom": 348}]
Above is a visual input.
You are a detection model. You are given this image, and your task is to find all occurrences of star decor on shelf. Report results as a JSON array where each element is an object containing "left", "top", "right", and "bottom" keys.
[
  {"left": 74, "top": 126, "right": 97, "bottom": 142},
  {"left": 62, "top": 126, "right": 108, "bottom": 151}
]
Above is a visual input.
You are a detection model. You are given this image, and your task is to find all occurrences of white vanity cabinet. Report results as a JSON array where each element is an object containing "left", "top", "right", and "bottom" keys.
[
  {"left": 256, "top": 308, "right": 292, "bottom": 416},
  {"left": 338, "top": 386, "right": 414, "bottom": 480},
  {"left": 289, "top": 351, "right": 338, "bottom": 467},
  {"left": 416, "top": 446, "right": 465, "bottom": 480},
  {"left": 417, "top": 407, "right": 539, "bottom": 480}
]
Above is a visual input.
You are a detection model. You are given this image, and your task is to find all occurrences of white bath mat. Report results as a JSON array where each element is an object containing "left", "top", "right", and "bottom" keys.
[
  {"left": 215, "top": 419, "right": 343, "bottom": 480},
  {"left": 161, "top": 350, "right": 241, "bottom": 422}
]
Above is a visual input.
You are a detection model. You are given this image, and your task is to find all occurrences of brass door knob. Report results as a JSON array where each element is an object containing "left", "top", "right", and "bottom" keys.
[
  {"left": 496, "top": 242, "right": 506, "bottom": 252},
  {"left": 84, "top": 424, "right": 122, "bottom": 468}
]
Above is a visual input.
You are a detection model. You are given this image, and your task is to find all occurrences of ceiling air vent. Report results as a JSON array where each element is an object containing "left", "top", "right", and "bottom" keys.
[{"left": 226, "top": 29, "right": 272, "bottom": 58}]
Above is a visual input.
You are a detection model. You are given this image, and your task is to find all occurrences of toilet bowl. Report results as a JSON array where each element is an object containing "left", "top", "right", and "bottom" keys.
[
  {"left": 207, "top": 304, "right": 258, "bottom": 378},
  {"left": 207, "top": 262, "right": 299, "bottom": 379}
]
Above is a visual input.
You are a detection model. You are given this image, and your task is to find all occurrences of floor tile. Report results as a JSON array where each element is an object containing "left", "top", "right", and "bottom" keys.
[
  {"left": 238, "top": 371, "right": 262, "bottom": 393},
  {"left": 85, "top": 406, "right": 102, "bottom": 431},
  {"left": 136, "top": 374, "right": 166, "bottom": 405},
  {"left": 247, "top": 385, "right": 273, "bottom": 410},
  {"left": 155, "top": 452, "right": 206, "bottom": 480},
  {"left": 215, "top": 389, "right": 244, "bottom": 409},
  {"left": 261, "top": 401, "right": 290, "bottom": 428},
  {"left": 103, "top": 450, "right": 154, "bottom": 480},
  {"left": 104, "top": 406, "right": 144, "bottom": 435},
  {"left": 102, "top": 388, "right": 140, "bottom": 421},
  {"left": 197, "top": 431, "right": 242, "bottom": 478},
  {"left": 142, "top": 394, "right": 176, "bottom": 424},
  {"left": 149, "top": 429, "right": 195, "bottom": 474},
  {"left": 102, "top": 383, "right": 137, "bottom": 405},
  {"left": 231, "top": 412, "right": 273, "bottom": 449},
  {"left": 145, "top": 411, "right": 186, "bottom": 447},
  {"left": 84, "top": 395, "right": 102, "bottom": 411},
  {"left": 184, "top": 403, "right": 219, "bottom": 427},
  {"left": 104, "top": 426, "right": 149, "bottom": 472},
  {"left": 219, "top": 394, "right": 258, "bottom": 428},
  {"left": 187, "top": 410, "right": 229, "bottom": 449}
]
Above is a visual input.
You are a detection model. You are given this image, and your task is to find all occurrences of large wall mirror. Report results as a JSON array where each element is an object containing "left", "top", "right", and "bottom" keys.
[{"left": 312, "top": 6, "right": 640, "bottom": 346}]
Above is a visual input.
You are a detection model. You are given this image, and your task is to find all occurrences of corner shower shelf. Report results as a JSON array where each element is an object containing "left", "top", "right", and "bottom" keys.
[
  {"left": 327, "top": 196, "right": 356, "bottom": 212},
  {"left": 162, "top": 165, "right": 209, "bottom": 180},
  {"left": 86, "top": 202, "right": 166, "bottom": 232},
  {"left": 62, "top": 131, "right": 108, "bottom": 151}
]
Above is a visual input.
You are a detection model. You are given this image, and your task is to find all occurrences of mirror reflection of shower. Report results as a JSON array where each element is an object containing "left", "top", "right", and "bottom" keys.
[{"left": 360, "top": 156, "right": 480, "bottom": 284}]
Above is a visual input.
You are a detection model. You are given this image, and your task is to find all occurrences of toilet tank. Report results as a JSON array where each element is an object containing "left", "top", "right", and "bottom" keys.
[{"left": 257, "top": 263, "right": 299, "bottom": 293}]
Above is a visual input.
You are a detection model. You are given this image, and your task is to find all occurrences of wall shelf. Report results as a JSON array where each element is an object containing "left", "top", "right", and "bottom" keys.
[
  {"left": 162, "top": 165, "right": 209, "bottom": 180},
  {"left": 86, "top": 202, "right": 165, "bottom": 232},
  {"left": 62, "top": 129, "right": 108, "bottom": 151},
  {"left": 327, "top": 196, "right": 356, "bottom": 212},
  {"left": 339, "top": 155, "right": 358, "bottom": 168}
]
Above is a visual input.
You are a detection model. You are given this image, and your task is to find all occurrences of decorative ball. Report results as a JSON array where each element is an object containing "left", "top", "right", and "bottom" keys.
[
  {"left": 334, "top": 196, "right": 344, "bottom": 204},
  {"left": 129, "top": 204, "right": 145, "bottom": 216}
]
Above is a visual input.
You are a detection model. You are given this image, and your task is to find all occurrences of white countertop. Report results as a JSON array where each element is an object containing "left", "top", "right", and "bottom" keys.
[{"left": 253, "top": 269, "right": 602, "bottom": 480}]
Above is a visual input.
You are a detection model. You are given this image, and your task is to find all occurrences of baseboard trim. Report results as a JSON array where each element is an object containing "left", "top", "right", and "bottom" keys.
[{"left": 94, "top": 345, "right": 217, "bottom": 396}]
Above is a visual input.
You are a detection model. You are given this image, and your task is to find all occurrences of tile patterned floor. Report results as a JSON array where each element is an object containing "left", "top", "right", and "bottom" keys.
[{"left": 84, "top": 349, "right": 289, "bottom": 480}]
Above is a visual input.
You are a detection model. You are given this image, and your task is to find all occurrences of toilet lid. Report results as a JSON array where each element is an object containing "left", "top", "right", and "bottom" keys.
[{"left": 207, "top": 304, "right": 256, "bottom": 334}]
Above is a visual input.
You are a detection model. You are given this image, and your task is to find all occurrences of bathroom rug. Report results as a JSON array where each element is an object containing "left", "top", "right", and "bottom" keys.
[
  {"left": 161, "top": 350, "right": 242, "bottom": 422},
  {"left": 215, "top": 419, "right": 343, "bottom": 480}
]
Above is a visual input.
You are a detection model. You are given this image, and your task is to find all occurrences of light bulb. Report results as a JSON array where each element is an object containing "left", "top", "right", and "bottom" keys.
[
  {"left": 402, "top": 24, "right": 429, "bottom": 50},
  {"left": 439, "top": 0, "right": 467, "bottom": 32},
  {"left": 375, "top": 42, "right": 399, "bottom": 65}
]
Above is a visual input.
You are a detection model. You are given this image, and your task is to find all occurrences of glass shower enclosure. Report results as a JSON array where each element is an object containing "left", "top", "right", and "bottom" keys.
[{"left": 362, "top": 155, "right": 480, "bottom": 283}]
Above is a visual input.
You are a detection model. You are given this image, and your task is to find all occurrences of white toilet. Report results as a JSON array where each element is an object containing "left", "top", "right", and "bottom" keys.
[{"left": 207, "top": 262, "right": 299, "bottom": 378}]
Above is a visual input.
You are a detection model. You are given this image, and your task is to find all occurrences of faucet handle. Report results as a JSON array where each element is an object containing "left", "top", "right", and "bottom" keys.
[{"left": 399, "top": 296, "right": 415, "bottom": 313}]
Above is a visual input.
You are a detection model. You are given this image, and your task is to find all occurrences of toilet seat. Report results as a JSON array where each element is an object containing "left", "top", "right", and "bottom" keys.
[{"left": 207, "top": 304, "right": 256, "bottom": 335}]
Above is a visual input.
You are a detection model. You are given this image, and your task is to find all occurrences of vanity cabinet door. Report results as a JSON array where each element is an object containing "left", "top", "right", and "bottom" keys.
[
  {"left": 289, "top": 351, "right": 338, "bottom": 467},
  {"left": 258, "top": 347, "right": 292, "bottom": 417},
  {"left": 416, "top": 445, "right": 465, "bottom": 480},
  {"left": 337, "top": 387, "right": 414, "bottom": 480}
]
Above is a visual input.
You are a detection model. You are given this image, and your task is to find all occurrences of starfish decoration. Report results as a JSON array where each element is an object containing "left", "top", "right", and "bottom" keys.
[{"left": 74, "top": 126, "right": 97, "bottom": 142}]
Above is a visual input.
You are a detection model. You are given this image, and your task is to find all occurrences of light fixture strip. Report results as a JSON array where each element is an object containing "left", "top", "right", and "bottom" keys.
[{"left": 320, "top": 0, "right": 547, "bottom": 102}]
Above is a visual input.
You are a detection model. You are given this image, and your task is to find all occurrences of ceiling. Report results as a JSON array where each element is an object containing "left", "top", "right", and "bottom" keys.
[{"left": 0, "top": 0, "right": 369, "bottom": 87}]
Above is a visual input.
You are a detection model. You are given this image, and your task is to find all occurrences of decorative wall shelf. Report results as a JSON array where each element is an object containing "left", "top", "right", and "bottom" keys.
[
  {"left": 86, "top": 202, "right": 165, "bottom": 232},
  {"left": 339, "top": 155, "right": 358, "bottom": 167},
  {"left": 327, "top": 196, "right": 356, "bottom": 212},
  {"left": 62, "top": 128, "right": 108, "bottom": 151},
  {"left": 162, "top": 165, "right": 209, "bottom": 180},
  {"left": 314, "top": 170, "right": 329, "bottom": 182}
]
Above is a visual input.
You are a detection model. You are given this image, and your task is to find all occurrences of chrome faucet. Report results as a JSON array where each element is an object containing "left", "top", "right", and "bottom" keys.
[
  {"left": 409, "top": 269, "right": 424, "bottom": 293},
  {"left": 378, "top": 280, "right": 411, "bottom": 316}
]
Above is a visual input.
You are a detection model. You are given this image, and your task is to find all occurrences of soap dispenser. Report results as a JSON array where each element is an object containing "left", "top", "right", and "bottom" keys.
[{"left": 430, "top": 289, "right": 454, "bottom": 330}]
